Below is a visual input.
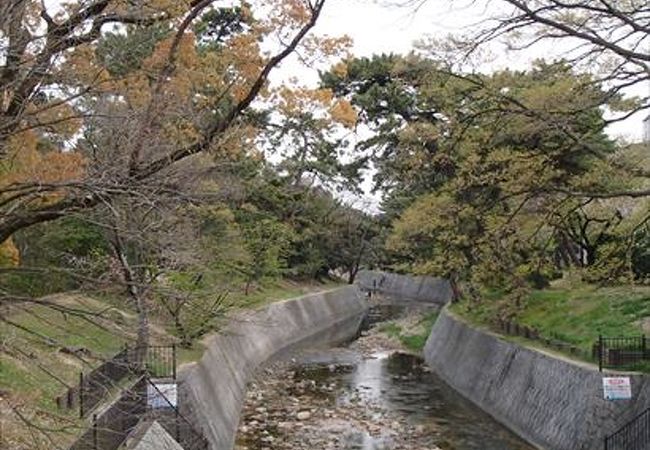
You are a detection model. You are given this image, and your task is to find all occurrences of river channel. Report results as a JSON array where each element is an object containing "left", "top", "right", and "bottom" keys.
[{"left": 234, "top": 303, "right": 537, "bottom": 450}]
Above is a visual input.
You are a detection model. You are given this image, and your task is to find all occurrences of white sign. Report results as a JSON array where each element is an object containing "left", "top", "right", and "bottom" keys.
[
  {"left": 603, "top": 377, "right": 632, "bottom": 400},
  {"left": 147, "top": 382, "right": 177, "bottom": 409}
]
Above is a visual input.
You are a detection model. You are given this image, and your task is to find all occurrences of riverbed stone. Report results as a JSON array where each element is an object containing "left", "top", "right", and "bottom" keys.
[{"left": 179, "top": 285, "right": 367, "bottom": 450}]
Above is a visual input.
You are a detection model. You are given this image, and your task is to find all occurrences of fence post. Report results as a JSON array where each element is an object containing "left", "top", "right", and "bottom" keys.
[
  {"left": 123, "top": 343, "right": 129, "bottom": 368},
  {"left": 641, "top": 334, "right": 647, "bottom": 360},
  {"left": 598, "top": 334, "right": 603, "bottom": 372},
  {"left": 79, "top": 372, "right": 84, "bottom": 418},
  {"left": 175, "top": 406, "right": 180, "bottom": 443},
  {"left": 172, "top": 344, "right": 177, "bottom": 380},
  {"left": 92, "top": 414, "right": 98, "bottom": 450}
]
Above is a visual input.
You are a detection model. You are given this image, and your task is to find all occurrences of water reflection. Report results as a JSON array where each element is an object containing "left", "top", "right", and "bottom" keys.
[{"left": 298, "top": 351, "right": 535, "bottom": 450}]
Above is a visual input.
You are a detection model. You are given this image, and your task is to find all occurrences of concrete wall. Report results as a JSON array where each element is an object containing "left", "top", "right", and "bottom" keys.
[
  {"left": 355, "top": 269, "right": 452, "bottom": 305},
  {"left": 179, "top": 285, "right": 367, "bottom": 450},
  {"left": 424, "top": 309, "right": 650, "bottom": 450},
  {"left": 124, "top": 421, "right": 184, "bottom": 450}
]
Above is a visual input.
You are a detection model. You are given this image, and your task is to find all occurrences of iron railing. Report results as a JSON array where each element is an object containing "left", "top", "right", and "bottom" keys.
[
  {"left": 145, "top": 378, "right": 209, "bottom": 450},
  {"left": 597, "top": 335, "right": 648, "bottom": 372},
  {"left": 128, "top": 345, "right": 177, "bottom": 379},
  {"left": 493, "top": 319, "right": 593, "bottom": 360},
  {"left": 57, "top": 344, "right": 177, "bottom": 418},
  {"left": 70, "top": 376, "right": 148, "bottom": 450},
  {"left": 78, "top": 347, "right": 131, "bottom": 417},
  {"left": 68, "top": 374, "right": 208, "bottom": 450},
  {"left": 605, "top": 408, "right": 650, "bottom": 450}
]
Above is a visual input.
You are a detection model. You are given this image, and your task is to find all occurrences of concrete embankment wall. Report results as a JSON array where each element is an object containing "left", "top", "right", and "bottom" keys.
[
  {"left": 355, "top": 269, "right": 452, "bottom": 305},
  {"left": 424, "top": 308, "right": 650, "bottom": 450},
  {"left": 179, "top": 286, "right": 367, "bottom": 450}
]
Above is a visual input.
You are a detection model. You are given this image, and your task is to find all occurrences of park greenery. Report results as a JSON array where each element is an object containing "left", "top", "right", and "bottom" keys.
[{"left": 1, "top": 0, "right": 649, "bottom": 447}]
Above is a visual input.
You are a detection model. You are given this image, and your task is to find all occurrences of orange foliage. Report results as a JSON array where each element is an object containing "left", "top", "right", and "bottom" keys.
[
  {"left": 276, "top": 86, "right": 357, "bottom": 128},
  {"left": 277, "top": 87, "right": 333, "bottom": 115},
  {"left": 331, "top": 61, "right": 349, "bottom": 78},
  {"left": 0, "top": 238, "right": 20, "bottom": 267},
  {"left": 329, "top": 99, "right": 357, "bottom": 128},
  {"left": 222, "top": 33, "right": 266, "bottom": 102},
  {"left": 58, "top": 44, "right": 113, "bottom": 89},
  {"left": 1, "top": 131, "right": 86, "bottom": 204}
]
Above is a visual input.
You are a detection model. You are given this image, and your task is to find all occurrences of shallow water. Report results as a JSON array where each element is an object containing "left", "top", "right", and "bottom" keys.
[
  {"left": 296, "top": 350, "right": 535, "bottom": 450},
  {"left": 237, "top": 304, "right": 537, "bottom": 450}
]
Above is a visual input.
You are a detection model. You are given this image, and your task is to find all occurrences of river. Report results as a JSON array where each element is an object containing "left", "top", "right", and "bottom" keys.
[{"left": 234, "top": 303, "right": 537, "bottom": 450}]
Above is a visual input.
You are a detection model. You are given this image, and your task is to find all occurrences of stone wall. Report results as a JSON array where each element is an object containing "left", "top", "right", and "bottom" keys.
[
  {"left": 424, "top": 308, "right": 650, "bottom": 450},
  {"left": 355, "top": 270, "right": 452, "bottom": 305},
  {"left": 179, "top": 286, "right": 367, "bottom": 450}
]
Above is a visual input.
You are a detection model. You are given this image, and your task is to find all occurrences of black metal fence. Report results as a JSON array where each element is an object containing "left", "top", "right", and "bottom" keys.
[
  {"left": 605, "top": 408, "right": 650, "bottom": 450},
  {"left": 69, "top": 376, "right": 148, "bottom": 450},
  {"left": 56, "top": 347, "right": 131, "bottom": 416},
  {"left": 129, "top": 345, "right": 177, "bottom": 379},
  {"left": 68, "top": 375, "right": 208, "bottom": 450},
  {"left": 494, "top": 319, "right": 593, "bottom": 360},
  {"left": 57, "top": 345, "right": 177, "bottom": 418},
  {"left": 597, "top": 335, "right": 649, "bottom": 372},
  {"left": 145, "top": 378, "right": 209, "bottom": 450},
  {"left": 79, "top": 347, "right": 132, "bottom": 418}
]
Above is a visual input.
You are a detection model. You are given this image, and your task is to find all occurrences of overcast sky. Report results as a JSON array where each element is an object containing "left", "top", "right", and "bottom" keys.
[{"left": 273, "top": 0, "right": 649, "bottom": 142}]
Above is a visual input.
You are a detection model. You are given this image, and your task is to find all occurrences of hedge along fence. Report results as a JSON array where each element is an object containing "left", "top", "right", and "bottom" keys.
[{"left": 493, "top": 319, "right": 594, "bottom": 362}]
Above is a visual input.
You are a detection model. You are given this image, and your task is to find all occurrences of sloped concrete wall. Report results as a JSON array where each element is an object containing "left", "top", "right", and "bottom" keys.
[
  {"left": 124, "top": 421, "right": 184, "bottom": 450},
  {"left": 356, "top": 269, "right": 452, "bottom": 304},
  {"left": 179, "top": 286, "right": 366, "bottom": 450},
  {"left": 424, "top": 309, "right": 650, "bottom": 450}
]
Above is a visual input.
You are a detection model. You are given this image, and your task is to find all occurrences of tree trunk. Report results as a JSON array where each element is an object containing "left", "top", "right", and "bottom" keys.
[
  {"left": 110, "top": 225, "right": 149, "bottom": 367},
  {"left": 449, "top": 274, "right": 462, "bottom": 303}
]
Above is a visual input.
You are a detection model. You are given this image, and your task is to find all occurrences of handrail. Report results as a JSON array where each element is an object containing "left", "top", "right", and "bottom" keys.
[
  {"left": 144, "top": 377, "right": 209, "bottom": 450},
  {"left": 604, "top": 408, "right": 650, "bottom": 450}
]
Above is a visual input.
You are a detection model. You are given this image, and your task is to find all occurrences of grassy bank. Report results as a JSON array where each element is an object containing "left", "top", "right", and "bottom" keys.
[
  {"left": 378, "top": 310, "right": 440, "bottom": 353},
  {"left": 0, "top": 278, "right": 343, "bottom": 448},
  {"left": 450, "top": 283, "right": 650, "bottom": 365}
]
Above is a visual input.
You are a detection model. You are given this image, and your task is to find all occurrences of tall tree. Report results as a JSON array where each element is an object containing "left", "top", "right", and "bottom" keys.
[
  {"left": 353, "top": 57, "right": 643, "bottom": 298},
  {"left": 403, "top": 0, "right": 649, "bottom": 113},
  {"left": 0, "top": 0, "right": 337, "bottom": 245}
]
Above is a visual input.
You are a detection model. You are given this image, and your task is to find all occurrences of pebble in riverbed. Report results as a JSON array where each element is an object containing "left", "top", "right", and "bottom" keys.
[{"left": 234, "top": 312, "right": 443, "bottom": 450}]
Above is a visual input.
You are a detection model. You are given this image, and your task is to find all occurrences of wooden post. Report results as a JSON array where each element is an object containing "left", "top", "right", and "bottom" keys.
[
  {"left": 79, "top": 372, "right": 84, "bottom": 418},
  {"left": 92, "top": 414, "right": 98, "bottom": 450},
  {"left": 172, "top": 344, "right": 177, "bottom": 380},
  {"left": 67, "top": 387, "right": 74, "bottom": 409}
]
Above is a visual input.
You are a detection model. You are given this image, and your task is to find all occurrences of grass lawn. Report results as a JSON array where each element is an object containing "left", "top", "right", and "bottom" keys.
[
  {"left": 1, "top": 278, "right": 345, "bottom": 449},
  {"left": 451, "top": 283, "right": 650, "bottom": 366},
  {"left": 1, "top": 279, "right": 344, "bottom": 410}
]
